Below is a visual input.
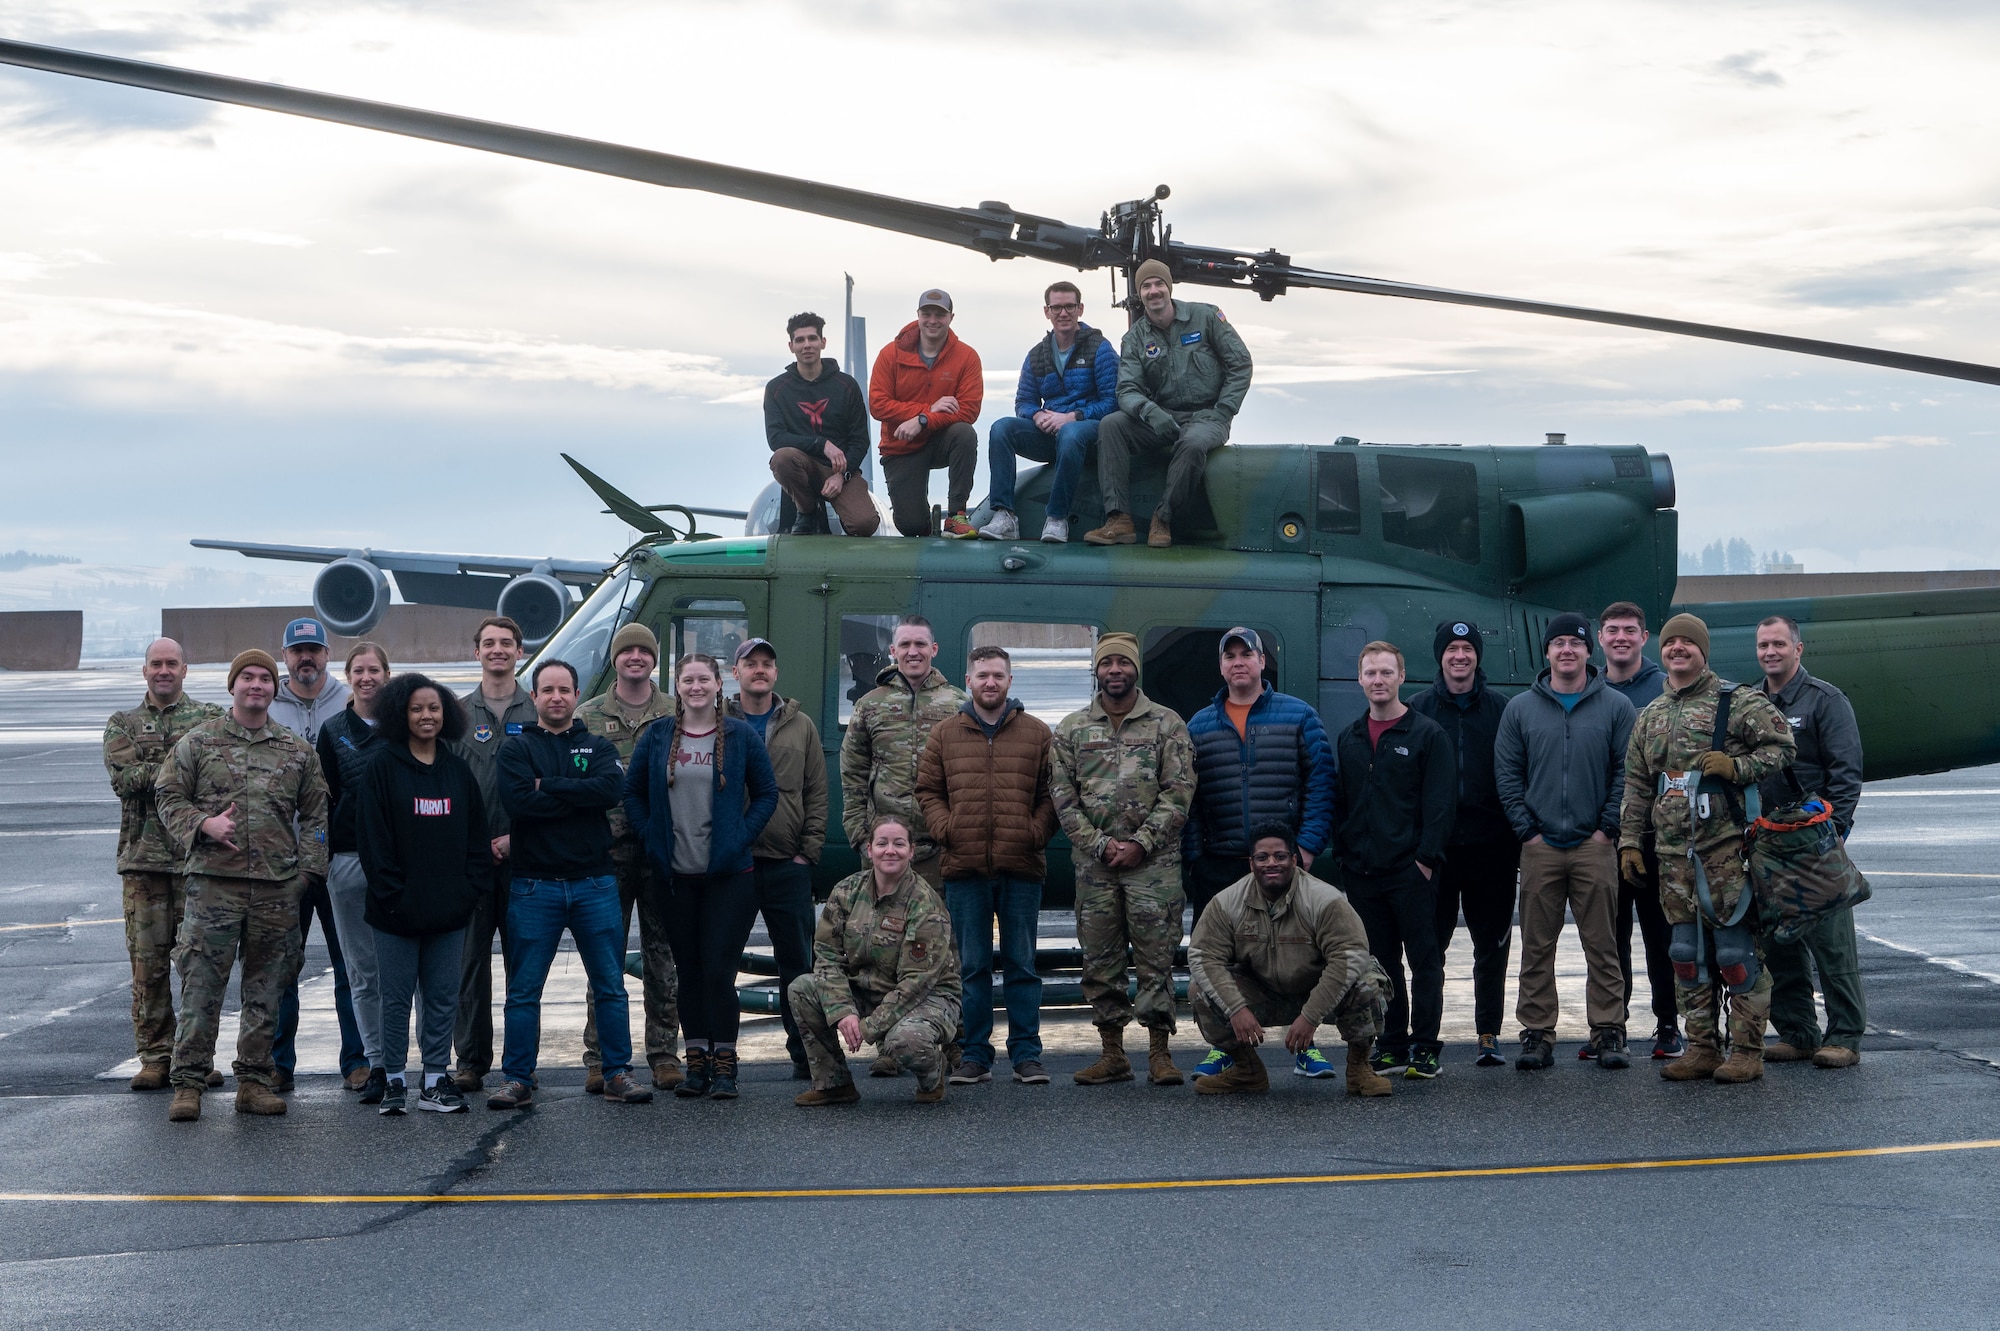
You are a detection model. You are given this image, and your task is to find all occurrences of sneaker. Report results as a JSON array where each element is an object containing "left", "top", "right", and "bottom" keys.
[
  {"left": 1293, "top": 1047, "right": 1339, "bottom": 1079},
  {"left": 1577, "top": 1039, "right": 1598, "bottom": 1060},
  {"left": 1651, "top": 1025, "right": 1685, "bottom": 1060},
  {"left": 378, "top": 1078, "right": 407, "bottom": 1116},
  {"left": 603, "top": 1071, "right": 656, "bottom": 1104},
  {"left": 1192, "top": 1049, "right": 1234, "bottom": 1078},
  {"left": 1369, "top": 1047, "right": 1411, "bottom": 1076},
  {"left": 1404, "top": 1049, "right": 1442, "bottom": 1080},
  {"left": 1595, "top": 1030, "right": 1631, "bottom": 1070},
  {"left": 486, "top": 1080, "right": 533, "bottom": 1110},
  {"left": 978, "top": 508, "right": 1019, "bottom": 540},
  {"left": 419, "top": 1079, "right": 468, "bottom": 1113},
  {"left": 941, "top": 512, "right": 978, "bottom": 538},
  {"left": 1040, "top": 516, "right": 1070, "bottom": 544},
  {"left": 948, "top": 1059, "right": 992, "bottom": 1085},
  {"left": 1475, "top": 1035, "right": 1506, "bottom": 1067},
  {"left": 1012, "top": 1059, "right": 1051, "bottom": 1084},
  {"left": 358, "top": 1066, "right": 388, "bottom": 1105},
  {"left": 1516, "top": 1032, "right": 1554, "bottom": 1071}
]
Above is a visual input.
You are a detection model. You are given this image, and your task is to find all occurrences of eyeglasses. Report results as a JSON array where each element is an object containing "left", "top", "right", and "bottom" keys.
[{"left": 1044, "top": 303, "right": 1082, "bottom": 315}]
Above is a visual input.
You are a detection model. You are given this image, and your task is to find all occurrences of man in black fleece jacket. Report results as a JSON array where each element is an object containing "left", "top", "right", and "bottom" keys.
[
  {"left": 489, "top": 660, "right": 650, "bottom": 1107},
  {"left": 765, "top": 311, "right": 881, "bottom": 536}
]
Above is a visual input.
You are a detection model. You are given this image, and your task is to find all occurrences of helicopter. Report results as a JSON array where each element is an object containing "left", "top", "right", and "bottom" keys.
[{"left": 6, "top": 37, "right": 2000, "bottom": 909}]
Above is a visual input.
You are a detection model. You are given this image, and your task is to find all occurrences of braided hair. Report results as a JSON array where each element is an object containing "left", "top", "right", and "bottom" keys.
[{"left": 666, "top": 652, "right": 727, "bottom": 791}]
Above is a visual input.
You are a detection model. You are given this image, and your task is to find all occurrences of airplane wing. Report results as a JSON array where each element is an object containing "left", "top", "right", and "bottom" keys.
[{"left": 189, "top": 539, "right": 610, "bottom": 584}]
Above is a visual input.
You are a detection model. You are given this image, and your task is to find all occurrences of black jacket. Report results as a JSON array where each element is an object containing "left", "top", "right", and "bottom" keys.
[
  {"left": 764, "top": 358, "right": 871, "bottom": 475},
  {"left": 1330, "top": 708, "right": 1456, "bottom": 878},
  {"left": 498, "top": 721, "right": 623, "bottom": 880},
  {"left": 355, "top": 743, "right": 490, "bottom": 936},
  {"left": 315, "top": 704, "right": 383, "bottom": 855},
  {"left": 1408, "top": 673, "right": 1512, "bottom": 846}
]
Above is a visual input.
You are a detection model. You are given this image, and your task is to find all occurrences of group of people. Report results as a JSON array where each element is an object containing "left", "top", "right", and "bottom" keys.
[
  {"left": 762, "top": 261, "right": 1253, "bottom": 547},
  {"left": 103, "top": 590, "right": 1864, "bottom": 1122}
]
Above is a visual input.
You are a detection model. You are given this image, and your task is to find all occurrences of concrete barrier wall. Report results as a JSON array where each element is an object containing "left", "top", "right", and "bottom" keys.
[
  {"left": 1675, "top": 570, "right": 2000, "bottom": 604},
  {"left": 0, "top": 611, "right": 83, "bottom": 670},
  {"left": 162, "top": 606, "right": 494, "bottom": 665}
]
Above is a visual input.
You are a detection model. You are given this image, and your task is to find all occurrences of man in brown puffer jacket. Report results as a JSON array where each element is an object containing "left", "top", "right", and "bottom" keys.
[{"left": 917, "top": 645, "right": 1057, "bottom": 1086}]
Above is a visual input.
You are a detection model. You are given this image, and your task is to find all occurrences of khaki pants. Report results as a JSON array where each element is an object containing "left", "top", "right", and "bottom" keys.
[
  {"left": 768, "top": 449, "right": 882, "bottom": 537},
  {"left": 1515, "top": 839, "right": 1626, "bottom": 1036}
]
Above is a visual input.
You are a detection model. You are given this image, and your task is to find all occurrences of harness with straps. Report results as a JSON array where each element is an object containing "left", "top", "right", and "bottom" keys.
[{"left": 1656, "top": 681, "right": 1760, "bottom": 928}]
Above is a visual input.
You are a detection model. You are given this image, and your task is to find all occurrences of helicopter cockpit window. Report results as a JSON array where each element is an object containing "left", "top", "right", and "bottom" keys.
[
  {"left": 969, "top": 622, "right": 1097, "bottom": 725},
  {"left": 670, "top": 597, "right": 749, "bottom": 701},
  {"left": 1314, "top": 452, "right": 1361, "bottom": 535},
  {"left": 1378, "top": 455, "right": 1480, "bottom": 564},
  {"left": 838, "top": 614, "right": 901, "bottom": 727},
  {"left": 530, "top": 566, "right": 637, "bottom": 694}
]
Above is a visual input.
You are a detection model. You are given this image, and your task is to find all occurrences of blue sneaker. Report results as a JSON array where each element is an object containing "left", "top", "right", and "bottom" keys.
[
  {"left": 1192, "top": 1049, "right": 1234, "bottom": 1078},
  {"left": 1293, "top": 1047, "right": 1338, "bottom": 1079},
  {"left": 1475, "top": 1035, "right": 1506, "bottom": 1067}
]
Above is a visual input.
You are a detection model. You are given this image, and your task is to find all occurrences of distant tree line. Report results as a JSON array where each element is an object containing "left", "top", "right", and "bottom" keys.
[
  {"left": 0, "top": 550, "right": 81, "bottom": 572},
  {"left": 1678, "top": 539, "right": 1797, "bottom": 576}
]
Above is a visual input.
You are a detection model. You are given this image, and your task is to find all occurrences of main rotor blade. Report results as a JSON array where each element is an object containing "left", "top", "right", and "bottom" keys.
[{"left": 0, "top": 38, "right": 1105, "bottom": 263}]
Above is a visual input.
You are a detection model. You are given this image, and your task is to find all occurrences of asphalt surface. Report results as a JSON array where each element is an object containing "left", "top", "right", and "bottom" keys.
[{"left": 2, "top": 666, "right": 1997, "bottom": 1329}]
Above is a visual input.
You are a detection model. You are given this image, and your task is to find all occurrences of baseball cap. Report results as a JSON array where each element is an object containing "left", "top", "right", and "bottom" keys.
[
  {"left": 916, "top": 288, "right": 953, "bottom": 312},
  {"left": 1219, "top": 627, "right": 1263, "bottom": 655},
  {"left": 734, "top": 637, "right": 777, "bottom": 663},
  {"left": 283, "top": 617, "right": 329, "bottom": 650}
]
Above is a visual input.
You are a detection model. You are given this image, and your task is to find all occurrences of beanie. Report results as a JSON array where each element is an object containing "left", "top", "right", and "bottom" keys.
[
  {"left": 228, "top": 648, "right": 280, "bottom": 692},
  {"left": 1093, "top": 632, "right": 1142, "bottom": 671},
  {"left": 1659, "top": 612, "right": 1710, "bottom": 659},
  {"left": 1542, "top": 612, "right": 1592, "bottom": 651},
  {"left": 1132, "top": 258, "right": 1173, "bottom": 290},
  {"left": 609, "top": 622, "right": 660, "bottom": 662},
  {"left": 1433, "top": 620, "right": 1481, "bottom": 664}
]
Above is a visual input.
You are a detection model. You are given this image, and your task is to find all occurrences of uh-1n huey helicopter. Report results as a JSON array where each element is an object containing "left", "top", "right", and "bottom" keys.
[{"left": 9, "top": 37, "right": 2000, "bottom": 911}]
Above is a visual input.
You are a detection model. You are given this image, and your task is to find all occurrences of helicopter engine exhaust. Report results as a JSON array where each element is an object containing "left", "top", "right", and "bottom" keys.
[
  {"left": 497, "top": 570, "right": 571, "bottom": 649},
  {"left": 313, "top": 557, "right": 391, "bottom": 637}
]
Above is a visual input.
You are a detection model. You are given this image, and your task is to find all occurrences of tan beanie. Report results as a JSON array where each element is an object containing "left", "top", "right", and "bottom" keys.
[
  {"left": 1132, "top": 258, "right": 1173, "bottom": 289},
  {"left": 228, "top": 648, "right": 280, "bottom": 691},
  {"left": 1658, "top": 612, "right": 1710, "bottom": 659},
  {"left": 1094, "top": 632, "right": 1142, "bottom": 671},
  {"left": 609, "top": 622, "right": 660, "bottom": 662}
]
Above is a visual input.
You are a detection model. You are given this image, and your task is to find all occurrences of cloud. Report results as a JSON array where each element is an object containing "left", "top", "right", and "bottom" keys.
[
  {"left": 1781, "top": 264, "right": 1974, "bottom": 309},
  {"left": 193, "top": 228, "right": 314, "bottom": 247},
  {"left": 1564, "top": 397, "right": 1744, "bottom": 416},
  {"left": 1707, "top": 50, "right": 1785, "bottom": 88},
  {"left": 1746, "top": 434, "right": 1948, "bottom": 454},
  {"left": 0, "top": 248, "right": 106, "bottom": 281},
  {"left": 1252, "top": 364, "right": 1467, "bottom": 385}
]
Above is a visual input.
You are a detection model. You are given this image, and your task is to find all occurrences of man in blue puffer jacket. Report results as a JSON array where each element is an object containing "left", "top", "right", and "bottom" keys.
[{"left": 977, "top": 281, "right": 1120, "bottom": 544}]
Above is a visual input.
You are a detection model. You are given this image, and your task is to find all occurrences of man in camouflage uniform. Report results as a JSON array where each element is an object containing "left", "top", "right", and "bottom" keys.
[
  {"left": 788, "top": 818, "right": 962, "bottom": 1105},
  {"left": 1620, "top": 613, "right": 1795, "bottom": 1084},
  {"left": 573, "top": 622, "right": 682, "bottom": 1091},
  {"left": 1051, "top": 632, "right": 1195, "bottom": 1087},
  {"left": 153, "top": 649, "right": 329, "bottom": 1121},
  {"left": 102, "top": 638, "right": 221, "bottom": 1090},
  {"left": 840, "top": 615, "right": 965, "bottom": 886}
]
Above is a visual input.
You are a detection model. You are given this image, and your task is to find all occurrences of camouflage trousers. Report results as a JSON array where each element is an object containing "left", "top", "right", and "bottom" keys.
[
  {"left": 1074, "top": 864, "right": 1183, "bottom": 1034},
  {"left": 123, "top": 871, "right": 188, "bottom": 1064},
  {"left": 170, "top": 873, "right": 304, "bottom": 1089},
  {"left": 1656, "top": 836, "right": 1751, "bottom": 928},
  {"left": 1190, "top": 960, "right": 1391, "bottom": 1056},
  {"left": 788, "top": 976, "right": 959, "bottom": 1092},
  {"left": 583, "top": 843, "right": 679, "bottom": 1071},
  {"left": 1659, "top": 843, "right": 1771, "bottom": 1052}
]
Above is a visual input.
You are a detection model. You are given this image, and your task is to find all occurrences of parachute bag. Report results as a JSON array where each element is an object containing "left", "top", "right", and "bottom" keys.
[{"left": 1747, "top": 769, "right": 1871, "bottom": 945}]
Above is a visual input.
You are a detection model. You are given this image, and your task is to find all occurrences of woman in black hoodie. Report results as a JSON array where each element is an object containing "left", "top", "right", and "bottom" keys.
[{"left": 356, "top": 673, "right": 491, "bottom": 1115}]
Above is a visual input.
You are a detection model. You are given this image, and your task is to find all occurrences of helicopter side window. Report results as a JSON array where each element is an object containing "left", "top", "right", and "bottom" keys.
[
  {"left": 1142, "top": 626, "right": 1280, "bottom": 723},
  {"left": 838, "top": 614, "right": 902, "bottom": 726},
  {"left": 1379, "top": 455, "right": 1480, "bottom": 564},
  {"left": 529, "top": 566, "right": 637, "bottom": 695},
  {"left": 968, "top": 622, "right": 1097, "bottom": 726},
  {"left": 670, "top": 597, "right": 749, "bottom": 701},
  {"left": 1314, "top": 452, "right": 1361, "bottom": 535}
]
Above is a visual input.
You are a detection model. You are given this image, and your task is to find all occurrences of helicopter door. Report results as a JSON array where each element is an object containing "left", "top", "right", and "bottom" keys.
[
  {"left": 822, "top": 579, "right": 916, "bottom": 733},
  {"left": 662, "top": 583, "right": 769, "bottom": 702}
]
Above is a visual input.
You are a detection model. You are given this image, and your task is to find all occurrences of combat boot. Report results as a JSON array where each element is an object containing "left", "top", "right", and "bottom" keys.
[
  {"left": 1147, "top": 1029, "right": 1184, "bottom": 1086},
  {"left": 235, "top": 1080, "right": 287, "bottom": 1116},
  {"left": 1194, "top": 1049, "right": 1268, "bottom": 1095},
  {"left": 1147, "top": 513, "right": 1173, "bottom": 548},
  {"left": 913, "top": 1075, "right": 947, "bottom": 1105},
  {"left": 167, "top": 1087, "right": 202, "bottom": 1122},
  {"left": 794, "top": 1083, "right": 861, "bottom": 1107},
  {"left": 1083, "top": 512, "right": 1137, "bottom": 546},
  {"left": 1764, "top": 1039, "right": 1816, "bottom": 1062},
  {"left": 1712, "top": 1048, "right": 1765, "bottom": 1083},
  {"left": 868, "top": 1051, "right": 902, "bottom": 1077},
  {"left": 1074, "top": 1027, "right": 1133, "bottom": 1085},
  {"left": 1813, "top": 1045, "right": 1861, "bottom": 1069},
  {"left": 129, "top": 1061, "right": 170, "bottom": 1092},
  {"left": 1661, "top": 1045, "right": 1725, "bottom": 1081},
  {"left": 651, "top": 1056, "right": 684, "bottom": 1090},
  {"left": 1346, "top": 1042, "right": 1394, "bottom": 1097}
]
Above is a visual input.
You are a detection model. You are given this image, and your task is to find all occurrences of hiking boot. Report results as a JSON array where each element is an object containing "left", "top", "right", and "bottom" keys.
[
  {"left": 359, "top": 1067, "right": 388, "bottom": 1105},
  {"left": 604, "top": 1072, "right": 655, "bottom": 1104},
  {"left": 706, "top": 1050, "right": 740, "bottom": 1099},
  {"left": 235, "top": 1081, "right": 287, "bottom": 1116},
  {"left": 272, "top": 1070, "right": 295, "bottom": 1094},
  {"left": 1012, "top": 1059, "right": 1050, "bottom": 1085},
  {"left": 1195, "top": 1049, "right": 1269, "bottom": 1095},
  {"left": 948, "top": 1059, "right": 991, "bottom": 1085},
  {"left": 675, "top": 1048, "right": 712, "bottom": 1098},
  {"left": 1403, "top": 1048, "right": 1442, "bottom": 1080},
  {"left": 1295, "top": 1047, "right": 1339, "bottom": 1078},
  {"left": 1192, "top": 1048, "right": 1233, "bottom": 1078},
  {"left": 1764, "top": 1038, "right": 1817, "bottom": 1062},
  {"left": 1713, "top": 1048, "right": 1764, "bottom": 1083},
  {"left": 978, "top": 508, "right": 1019, "bottom": 541},
  {"left": 1515, "top": 1032, "right": 1554, "bottom": 1071},
  {"left": 486, "top": 1080, "right": 534, "bottom": 1109},
  {"left": 1475, "top": 1035, "right": 1506, "bottom": 1067},
  {"left": 868, "top": 1052, "right": 902, "bottom": 1078},
  {"left": 378, "top": 1078, "right": 407, "bottom": 1115},
  {"left": 1661, "top": 1046, "right": 1724, "bottom": 1081},
  {"left": 941, "top": 511, "right": 978, "bottom": 539},
  {"left": 1594, "top": 1030, "right": 1631, "bottom": 1070},
  {"left": 130, "top": 1060, "right": 170, "bottom": 1092},
  {"left": 1147, "top": 513, "right": 1173, "bottom": 548},
  {"left": 652, "top": 1056, "right": 684, "bottom": 1090},
  {"left": 168, "top": 1087, "right": 202, "bottom": 1121},
  {"left": 1083, "top": 512, "right": 1137, "bottom": 545},
  {"left": 1813, "top": 1045, "right": 1861, "bottom": 1069},
  {"left": 795, "top": 1082, "right": 861, "bottom": 1107},
  {"left": 205, "top": 1069, "right": 225, "bottom": 1088},
  {"left": 1370, "top": 1046, "right": 1411, "bottom": 1076},
  {"left": 344, "top": 1067, "right": 372, "bottom": 1092},
  {"left": 914, "top": 1075, "right": 947, "bottom": 1105},
  {"left": 584, "top": 1067, "right": 605, "bottom": 1095},
  {"left": 1148, "top": 1029, "right": 1184, "bottom": 1086},
  {"left": 1651, "top": 1025, "right": 1685, "bottom": 1060},
  {"left": 1346, "top": 1042, "right": 1394, "bottom": 1097},
  {"left": 1040, "top": 516, "right": 1070, "bottom": 544},
  {"left": 1074, "top": 1028, "right": 1133, "bottom": 1085},
  {"left": 453, "top": 1068, "right": 484, "bottom": 1092},
  {"left": 419, "top": 1079, "right": 467, "bottom": 1113}
]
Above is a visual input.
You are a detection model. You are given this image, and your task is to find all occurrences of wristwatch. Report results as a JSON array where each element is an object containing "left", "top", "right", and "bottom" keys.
[{"left": 916, "top": 412, "right": 929, "bottom": 430}]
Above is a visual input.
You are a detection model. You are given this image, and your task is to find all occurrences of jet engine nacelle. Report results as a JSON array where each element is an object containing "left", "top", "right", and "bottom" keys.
[
  {"left": 497, "top": 570, "right": 572, "bottom": 649},
  {"left": 313, "top": 557, "right": 392, "bottom": 637}
]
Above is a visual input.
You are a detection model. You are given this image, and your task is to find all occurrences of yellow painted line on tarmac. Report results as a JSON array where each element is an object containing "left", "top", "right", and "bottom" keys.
[
  {"left": 0, "top": 917, "right": 121, "bottom": 934},
  {"left": 1862, "top": 871, "right": 2000, "bottom": 879},
  {"left": 3, "top": 1138, "right": 1998, "bottom": 1205}
]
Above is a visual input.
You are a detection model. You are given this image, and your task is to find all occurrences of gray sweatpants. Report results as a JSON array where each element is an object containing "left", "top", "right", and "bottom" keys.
[
  {"left": 376, "top": 927, "right": 465, "bottom": 1077},
  {"left": 325, "top": 852, "right": 384, "bottom": 1065}
]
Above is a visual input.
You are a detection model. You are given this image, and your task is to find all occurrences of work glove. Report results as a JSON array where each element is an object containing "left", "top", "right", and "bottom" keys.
[
  {"left": 1619, "top": 847, "right": 1647, "bottom": 886},
  {"left": 1694, "top": 752, "right": 1739, "bottom": 781}
]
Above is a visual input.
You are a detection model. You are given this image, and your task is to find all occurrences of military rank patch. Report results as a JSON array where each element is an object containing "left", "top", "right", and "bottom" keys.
[{"left": 472, "top": 725, "right": 493, "bottom": 744}]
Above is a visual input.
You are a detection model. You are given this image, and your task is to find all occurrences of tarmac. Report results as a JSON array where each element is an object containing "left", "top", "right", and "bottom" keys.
[{"left": 2, "top": 665, "right": 1997, "bottom": 1328}]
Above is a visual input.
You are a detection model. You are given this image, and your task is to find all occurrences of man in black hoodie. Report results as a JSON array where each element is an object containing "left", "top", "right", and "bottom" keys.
[
  {"left": 1409, "top": 621, "right": 1518, "bottom": 1068},
  {"left": 765, "top": 311, "right": 881, "bottom": 536}
]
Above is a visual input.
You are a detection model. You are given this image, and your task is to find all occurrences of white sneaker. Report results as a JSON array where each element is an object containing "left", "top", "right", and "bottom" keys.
[
  {"left": 1040, "top": 516, "right": 1069, "bottom": 544},
  {"left": 977, "top": 508, "right": 1019, "bottom": 541}
]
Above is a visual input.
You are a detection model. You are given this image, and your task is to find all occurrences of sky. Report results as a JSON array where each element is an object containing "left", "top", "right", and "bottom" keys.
[{"left": 4, "top": 0, "right": 2000, "bottom": 577}]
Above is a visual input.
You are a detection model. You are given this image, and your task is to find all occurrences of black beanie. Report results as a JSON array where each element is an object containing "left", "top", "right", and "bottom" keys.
[
  {"left": 1543, "top": 612, "right": 1592, "bottom": 651},
  {"left": 1433, "top": 620, "right": 1482, "bottom": 664}
]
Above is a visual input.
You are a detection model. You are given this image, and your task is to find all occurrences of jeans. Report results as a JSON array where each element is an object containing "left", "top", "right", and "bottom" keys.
[
  {"left": 375, "top": 927, "right": 464, "bottom": 1077},
  {"left": 501, "top": 874, "right": 630, "bottom": 1085},
  {"left": 988, "top": 415, "right": 1097, "bottom": 520},
  {"left": 273, "top": 871, "right": 365, "bottom": 1077},
  {"left": 661, "top": 869, "right": 761, "bottom": 1045},
  {"left": 754, "top": 857, "right": 818, "bottom": 1066},
  {"left": 1346, "top": 864, "right": 1444, "bottom": 1054},
  {"left": 321, "top": 853, "right": 383, "bottom": 1065},
  {"left": 946, "top": 875, "right": 1044, "bottom": 1066},
  {"left": 1432, "top": 839, "right": 1520, "bottom": 1038}
]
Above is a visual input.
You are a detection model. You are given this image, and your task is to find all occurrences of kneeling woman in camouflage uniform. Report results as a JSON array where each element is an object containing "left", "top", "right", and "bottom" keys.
[{"left": 790, "top": 816, "right": 962, "bottom": 1105}]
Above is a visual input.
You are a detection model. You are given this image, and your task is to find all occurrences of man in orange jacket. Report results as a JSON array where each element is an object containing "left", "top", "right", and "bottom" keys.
[{"left": 869, "top": 288, "right": 984, "bottom": 538}]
